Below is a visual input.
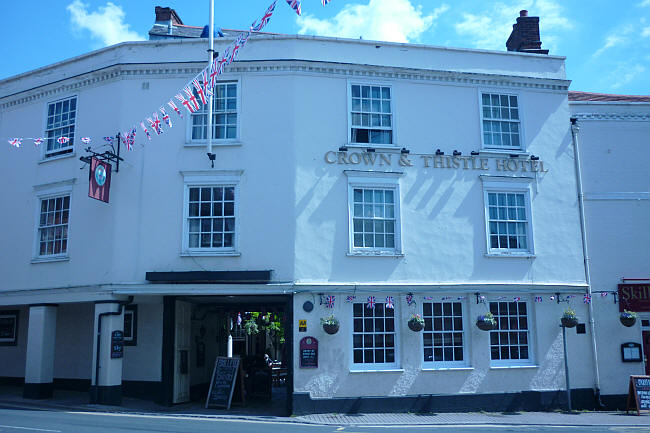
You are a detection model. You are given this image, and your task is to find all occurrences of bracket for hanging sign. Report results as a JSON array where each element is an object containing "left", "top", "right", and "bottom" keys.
[{"left": 79, "top": 132, "right": 124, "bottom": 172}]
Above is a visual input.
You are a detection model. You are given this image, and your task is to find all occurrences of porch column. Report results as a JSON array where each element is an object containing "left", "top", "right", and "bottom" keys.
[
  {"left": 24, "top": 304, "right": 58, "bottom": 399},
  {"left": 90, "top": 302, "right": 124, "bottom": 405}
]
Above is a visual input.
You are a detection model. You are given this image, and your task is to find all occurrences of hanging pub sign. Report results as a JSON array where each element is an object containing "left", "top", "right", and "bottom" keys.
[{"left": 89, "top": 157, "right": 112, "bottom": 203}]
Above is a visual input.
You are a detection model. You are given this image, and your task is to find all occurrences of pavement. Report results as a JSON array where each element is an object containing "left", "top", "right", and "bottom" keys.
[{"left": 1, "top": 386, "right": 649, "bottom": 427}]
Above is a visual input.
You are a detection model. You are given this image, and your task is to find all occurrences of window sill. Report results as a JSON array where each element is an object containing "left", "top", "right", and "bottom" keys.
[
  {"left": 347, "top": 251, "right": 404, "bottom": 258},
  {"left": 490, "top": 365, "right": 538, "bottom": 370},
  {"left": 421, "top": 367, "right": 473, "bottom": 372},
  {"left": 181, "top": 251, "right": 241, "bottom": 257},
  {"left": 38, "top": 151, "right": 76, "bottom": 164},
  {"left": 485, "top": 253, "right": 536, "bottom": 259},
  {"left": 349, "top": 368, "right": 404, "bottom": 373},
  {"left": 347, "top": 143, "right": 400, "bottom": 151},
  {"left": 31, "top": 255, "right": 70, "bottom": 264},
  {"left": 479, "top": 149, "right": 529, "bottom": 156},
  {"left": 184, "top": 140, "right": 242, "bottom": 147}
]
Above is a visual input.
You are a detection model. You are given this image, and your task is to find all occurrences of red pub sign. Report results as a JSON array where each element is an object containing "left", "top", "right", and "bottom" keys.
[{"left": 619, "top": 284, "right": 650, "bottom": 312}]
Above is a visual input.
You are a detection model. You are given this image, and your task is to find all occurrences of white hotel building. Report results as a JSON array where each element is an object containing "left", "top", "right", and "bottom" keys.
[{"left": 0, "top": 8, "right": 648, "bottom": 415}]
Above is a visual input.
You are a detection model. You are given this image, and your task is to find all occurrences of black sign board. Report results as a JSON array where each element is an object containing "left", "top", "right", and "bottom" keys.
[
  {"left": 206, "top": 357, "right": 242, "bottom": 409},
  {"left": 627, "top": 375, "right": 650, "bottom": 415},
  {"left": 110, "top": 330, "right": 123, "bottom": 359},
  {"left": 299, "top": 337, "right": 318, "bottom": 368},
  {"left": 621, "top": 342, "right": 643, "bottom": 363}
]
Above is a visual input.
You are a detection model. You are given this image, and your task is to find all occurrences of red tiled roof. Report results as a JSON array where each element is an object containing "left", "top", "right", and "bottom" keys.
[{"left": 569, "top": 91, "right": 650, "bottom": 102}]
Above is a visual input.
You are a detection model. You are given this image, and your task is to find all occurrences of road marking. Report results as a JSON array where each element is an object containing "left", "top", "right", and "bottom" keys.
[{"left": 0, "top": 425, "right": 61, "bottom": 433}]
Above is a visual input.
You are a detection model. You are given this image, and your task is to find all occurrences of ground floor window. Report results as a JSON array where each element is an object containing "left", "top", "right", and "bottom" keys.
[
  {"left": 0, "top": 310, "right": 19, "bottom": 346},
  {"left": 352, "top": 300, "right": 398, "bottom": 368},
  {"left": 422, "top": 301, "right": 465, "bottom": 366},
  {"left": 489, "top": 301, "right": 531, "bottom": 365}
]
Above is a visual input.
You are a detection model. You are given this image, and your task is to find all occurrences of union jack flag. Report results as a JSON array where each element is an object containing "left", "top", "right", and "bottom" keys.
[
  {"left": 600, "top": 292, "right": 608, "bottom": 297},
  {"left": 346, "top": 296, "right": 356, "bottom": 303},
  {"left": 285, "top": 0, "right": 301, "bottom": 16},
  {"left": 441, "top": 296, "right": 452, "bottom": 301},
  {"left": 322, "top": 0, "right": 331, "bottom": 5},
  {"left": 208, "top": 58, "right": 220, "bottom": 88},
  {"left": 229, "top": 39, "right": 242, "bottom": 64},
  {"left": 251, "top": 1, "right": 277, "bottom": 32},
  {"left": 497, "top": 296, "right": 507, "bottom": 300},
  {"left": 57, "top": 136, "right": 69, "bottom": 144},
  {"left": 366, "top": 296, "right": 375, "bottom": 309},
  {"left": 237, "top": 312, "right": 242, "bottom": 326},
  {"left": 33, "top": 138, "right": 44, "bottom": 147},
  {"left": 385, "top": 296, "right": 394, "bottom": 309},
  {"left": 140, "top": 122, "right": 151, "bottom": 140},
  {"left": 81, "top": 137, "right": 91, "bottom": 144},
  {"left": 583, "top": 294, "right": 591, "bottom": 304},
  {"left": 549, "top": 295, "right": 555, "bottom": 301},
  {"left": 457, "top": 296, "right": 467, "bottom": 300},
  {"left": 175, "top": 87, "right": 200, "bottom": 113},
  {"left": 406, "top": 293, "right": 415, "bottom": 306},
  {"left": 326, "top": 295, "right": 335, "bottom": 308},
  {"left": 8, "top": 138, "right": 21, "bottom": 147},
  {"left": 160, "top": 107, "right": 172, "bottom": 128},
  {"left": 103, "top": 136, "right": 114, "bottom": 144},
  {"left": 192, "top": 79, "right": 208, "bottom": 105},
  {"left": 513, "top": 296, "right": 521, "bottom": 302},
  {"left": 167, "top": 100, "right": 183, "bottom": 118},
  {"left": 201, "top": 69, "right": 214, "bottom": 98},
  {"left": 122, "top": 131, "right": 133, "bottom": 151},
  {"left": 150, "top": 113, "right": 164, "bottom": 135},
  {"left": 534, "top": 296, "right": 543, "bottom": 303}
]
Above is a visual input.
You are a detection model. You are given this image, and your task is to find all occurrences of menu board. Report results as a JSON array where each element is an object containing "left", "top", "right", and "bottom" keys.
[
  {"left": 300, "top": 337, "right": 318, "bottom": 368},
  {"left": 206, "top": 357, "right": 240, "bottom": 409},
  {"left": 627, "top": 375, "right": 650, "bottom": 415}
]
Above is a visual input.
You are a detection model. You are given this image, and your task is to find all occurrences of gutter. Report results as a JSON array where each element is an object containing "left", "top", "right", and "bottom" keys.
[{"left": 570, "top": 118, "right": 604, "bottom": 409}]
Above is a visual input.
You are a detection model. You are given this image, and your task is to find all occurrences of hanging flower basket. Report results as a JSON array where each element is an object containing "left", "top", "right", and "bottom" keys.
[
  {"left": 476, "top": 312, "right": 496, "bottom": 331},
  {"left": 620, "top": 310, "right": 638, "bottom": 327},
  {"left": 408, "top": 314, "right": 425, "bottom": 332},
  {"left": 321, "top": 315, "right": 340, "bottom": 335},
  {"left": 561, "top": 308, "right": 578, "bottom": 328}
]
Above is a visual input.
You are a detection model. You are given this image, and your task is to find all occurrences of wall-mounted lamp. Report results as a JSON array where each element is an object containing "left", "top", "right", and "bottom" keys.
[
  {"left": 470, "top": 151, "right": 480, "bottom": 156},
  {"left": 435, "top": 149, "right": 444, "bottom": 156},
  {"left": 401, "top": 148, "right": 410, "bottom": 154},
  {"left": 366, "top": 148, "right": 376, "bottom": 153},
  {"left": 453, "top": 150, "right": 462, "bottom": 156},
  {"left": 338, "top": 146, "right": 348, "bottom": 152},
  {"left": 509, "top": 154, "right": 519, "bottom": 158},
  {"left": 530, "top": 155, "right": 539, "bottom": 160}
]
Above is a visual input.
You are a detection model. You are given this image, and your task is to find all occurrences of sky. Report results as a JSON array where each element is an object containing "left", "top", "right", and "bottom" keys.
[{"left": 1, "top": 0, "right": 649, "bottom": 95}]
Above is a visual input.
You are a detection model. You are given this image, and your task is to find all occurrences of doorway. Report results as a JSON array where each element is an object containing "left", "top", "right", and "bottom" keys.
[{"left": 162, "top": 295, "right": 293, "bottom": 416}]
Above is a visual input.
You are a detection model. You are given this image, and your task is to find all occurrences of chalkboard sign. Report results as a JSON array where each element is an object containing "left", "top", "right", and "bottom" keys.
[
  {"left": 205, "top": 357, "right": 241, "bottom": 409},
  {"left": 626, "top": 375, "right": 650, "bottom": 415},
  {"left": 110, "top": 330, "right": 123, "bottom": 359},
  {"left": 300, "top": 337, "right": 318, "bottom": 368}
]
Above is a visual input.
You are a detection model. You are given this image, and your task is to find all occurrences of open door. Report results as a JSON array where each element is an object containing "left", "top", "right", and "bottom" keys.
[{"left": 173, "top": 300, "right": 191, "bottom": 403}]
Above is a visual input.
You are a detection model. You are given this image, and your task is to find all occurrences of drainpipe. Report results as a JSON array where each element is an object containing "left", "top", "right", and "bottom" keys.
[
  {"left": 93, "top": 297, "right": 133, "bottom": 403},
  {"left": 570, "top": 118, "right": 604, "bottom": 409}
]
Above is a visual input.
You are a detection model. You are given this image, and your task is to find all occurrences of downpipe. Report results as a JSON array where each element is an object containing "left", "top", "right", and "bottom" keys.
[{"left": 570, "top": 118, "right": 605, "bottom": 409}]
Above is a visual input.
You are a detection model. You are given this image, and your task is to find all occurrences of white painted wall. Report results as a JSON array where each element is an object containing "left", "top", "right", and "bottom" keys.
[
  {"left": 0, "top": 306, "right": 28, "bottom": 378},
  {"left": 53, "top": 303, "right": 94, "bottom": 380},
  {"left": 122, "top": 299, "right": 163, "bottom": 382}
]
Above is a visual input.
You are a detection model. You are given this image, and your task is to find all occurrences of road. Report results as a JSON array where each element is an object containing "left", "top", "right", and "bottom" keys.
[{"left": 0, "top": 408, "right": 648, "bottom": 433}]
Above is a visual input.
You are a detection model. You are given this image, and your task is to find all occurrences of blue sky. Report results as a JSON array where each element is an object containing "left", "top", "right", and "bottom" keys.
[{"left": 1, "top": 0, "right": 649, "bottom": 94}]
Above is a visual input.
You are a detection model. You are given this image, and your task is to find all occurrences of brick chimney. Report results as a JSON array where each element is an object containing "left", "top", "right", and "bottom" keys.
[
  {"left": 154, "top": 6, "right": 183, "bottom": 25},
  {"left": 506, "top": 10, "right": 549, "bottom": 55}
]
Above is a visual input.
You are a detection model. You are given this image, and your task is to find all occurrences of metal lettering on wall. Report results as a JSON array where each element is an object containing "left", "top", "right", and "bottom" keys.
[{"left": 619, "top": 284, "right": 650, "bottom": 312}]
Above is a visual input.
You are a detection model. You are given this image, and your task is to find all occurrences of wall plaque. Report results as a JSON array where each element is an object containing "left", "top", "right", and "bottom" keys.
[
  {"left": 299, "top": 336, "right": 318, "bottom": 368},
  {"left": 110, "top": 330, "right": 123, "bottom": 359}
]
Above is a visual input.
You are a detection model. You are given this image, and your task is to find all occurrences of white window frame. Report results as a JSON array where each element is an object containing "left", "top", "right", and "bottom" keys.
[
  {"left": 42, "top": 96, "right": 78, "bottom": 160},
  {"left": 32, "top": 179, "right": 75, "bottom": 263},
  {"left": 421, "top": 299, "right": 469, "bottom": 369},
  {"left": 347, "top": 81, "right": 397, "bottom": 148},
  {"left": 345, "top": 170, "right": 403, "bottom": 256},
  {"left": 480, "top": 176, "right": 535, "bottom": 257},
  {"left": 185, "top": 80, "right": 241, "bottom": 146},
  {"left": 488, "top": 299, "right": 535, "bottom": 367},
  {"left": 478, "top": 90, "right": 524, "bottom": 152},
  {"left": 350, "top": 294, "right": 401, "bottom": 371},
  {"left": 181, "top": 170, "right": 242, "bottom": 256}
]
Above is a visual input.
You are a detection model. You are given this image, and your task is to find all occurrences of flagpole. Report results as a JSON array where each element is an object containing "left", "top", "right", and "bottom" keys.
[{"left": 207, "top": 0, "right": 215, "bottom": 162}]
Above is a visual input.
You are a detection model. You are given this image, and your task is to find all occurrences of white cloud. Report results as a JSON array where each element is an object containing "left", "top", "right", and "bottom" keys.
[
  {"left": 454, "top": 0, "right": 572, "bottom": 51},
  {"left": 593, "top": 24, "right": 638, "bottom": 57},
  {"left": 643, "top": 27, "right": 650, "bottom": 37},
  {"left": 67, "top": 1, "right": 144, "bottom": 46},
  {"left": 640, "top": 0, "right": 650, "bottom": 7},
  {"left": 297, "top": 0, "right": 448, "bottom": 43},
  {"left": 610, "top": 64, "right": 645, "bottom": 89}
]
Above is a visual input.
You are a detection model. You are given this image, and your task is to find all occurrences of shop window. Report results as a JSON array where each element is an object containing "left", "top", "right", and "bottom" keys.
[
  {"left": 489, "top": 301, "right": 533, "bottom": 366},
  {"left": 352, "top": 300, "right": 399, "bottom": 369},
  {"left": 422, "top": 301, "right": 466, "bottom": 367}
]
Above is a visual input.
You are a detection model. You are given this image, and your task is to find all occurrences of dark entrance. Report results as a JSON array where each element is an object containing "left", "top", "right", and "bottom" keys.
[{"left": 161, "top": 294, "right": 293, "bottom": 416}]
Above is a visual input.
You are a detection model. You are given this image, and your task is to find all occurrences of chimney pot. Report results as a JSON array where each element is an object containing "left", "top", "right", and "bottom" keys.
[{"left": 520, "top": 10, "right": 528, "bottom": 17}]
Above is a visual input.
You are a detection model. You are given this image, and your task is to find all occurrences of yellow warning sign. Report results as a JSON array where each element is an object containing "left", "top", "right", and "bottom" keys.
[{"left": 299, "top": 319, "right": 307, "bottom": 332}]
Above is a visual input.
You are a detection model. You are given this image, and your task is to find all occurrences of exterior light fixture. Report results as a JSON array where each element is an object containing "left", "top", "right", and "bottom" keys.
[
  {"left": 401, "top": 148, "right": 410, "bottom": 154},
  {"left": 530, "top": 155, "right": 540, "bottom": 160},
  {"left": 435, "top": 149, "right": 444, "bottom": 155},
  {"left": 509, "top": 154, "right": 519, "bottom": 158},
  {"left": 453, "top": 150, "right": 462, "bottom": 156},
  {"left": 470, "top": 151, "right": 480, "bottom": 156},
  {"left": 339, "top": 146, "right": 348, "bottom": 152},
  {"left": 366, "top": 148, "right": 376, "bottom": 153}
]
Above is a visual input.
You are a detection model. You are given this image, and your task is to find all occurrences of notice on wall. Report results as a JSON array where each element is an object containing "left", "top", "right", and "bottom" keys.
[
  {"left": 205, "top": 357, "right": 241, "bottom": 409},
  {"left": 110, "top": 330, "right": 123, "bottom": 359},
  {"left": 299, "top": 337, "right": 318, "bottom": 368},
  {"left": 626, "top": 375, "right": 650, "bottom": 415}
]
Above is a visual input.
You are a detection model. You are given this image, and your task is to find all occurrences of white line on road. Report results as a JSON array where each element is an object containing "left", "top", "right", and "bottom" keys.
[{"left": 0, "top": 425, "right": 61, "bottom": 432}]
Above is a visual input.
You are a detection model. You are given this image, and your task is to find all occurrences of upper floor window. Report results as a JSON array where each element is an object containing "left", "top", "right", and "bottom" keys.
[
  {"left": 190, "top": 82, "right": 238, "bottom": 142},
  {"left": 45, "top": 97, "right": 76, "bottom": 158},
  {"left": 481, "top": 93, "right": 521, "bottom": 150},
  {"left": 350, "top": 84, "right": 393, "bottom": 145},
  {"left": 489, "top": 301, "right": 532, "bottom": 366},
  {"left": 422, "top": 301, "right": 466, "bottom": 367},
  {"left": 38, "top": 195, "right": 70, "bottom": 257}
]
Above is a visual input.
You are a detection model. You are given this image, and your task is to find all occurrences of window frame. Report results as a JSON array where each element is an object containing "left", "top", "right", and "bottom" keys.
[
  {"left": 345, "top": 171, "right": 403, "bottom": 256},
  {"left": 350, "top": 295, "right": 401, "bottom": 371},
  {"left": 480, "top": 176, "right": 535, "bottom": 257},
  {"left": 0, "top": 310, "right": 19, "bottom": 346},
  {"left": 488, "top": 299, "right": 535, "bottom": 367},
  {"left": 123, "top": 305, "right": 137, "bottom": 346},
  {"left": 185, "top": 80, "right": 241, "bottom": 146},
  {"left": 181, "top": 170, "right": 242, "bottom": 256},
  {"left": 42, "top": 96, "right": 78, "bottom": 160},
  {"left": 32, "top": 179, "right": 75, "bottom": 263},
  {"left": 421, "top": 299, "right": 469, "bottom": 369},
  {"left": 478, "top": 90, "right": 524, "bottom": 152},
  {"left": 347, "top": 81, "right": 397, "bottom": 148}
]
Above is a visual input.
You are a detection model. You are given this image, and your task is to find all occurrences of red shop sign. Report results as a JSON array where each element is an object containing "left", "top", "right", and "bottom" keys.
[{"left": 619, "top": 284, "right": 650, "bottom": 312}]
